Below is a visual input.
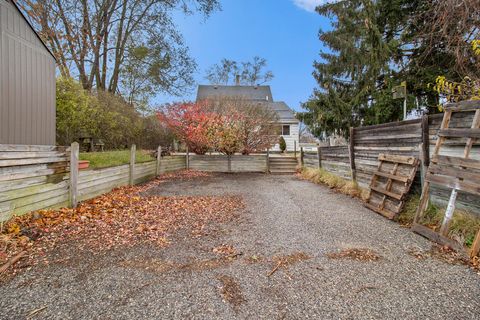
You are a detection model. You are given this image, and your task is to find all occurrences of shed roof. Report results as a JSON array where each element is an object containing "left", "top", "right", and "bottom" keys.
[
  {"left": 196, "top": 85, "right": 273, "bottom": 102},
  {"left": 6, "top": 0, "right": 56, "bottom": 61}
]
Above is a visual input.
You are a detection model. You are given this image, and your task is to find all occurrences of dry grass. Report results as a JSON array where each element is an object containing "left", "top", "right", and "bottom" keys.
[
  {"left": 300, "top": 167, "right": 368, "bottom": 200},
  {"left": 397, "top": 195, "right": 480, "bottom": 247}
]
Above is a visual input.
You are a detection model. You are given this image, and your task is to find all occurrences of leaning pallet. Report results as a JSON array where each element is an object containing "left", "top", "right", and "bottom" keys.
[
  {"left": 412, "top": 100, "right": 480, "bottom": 258},
  {"left": 365, "top": 153, "right": 419, "bottom": 219}
]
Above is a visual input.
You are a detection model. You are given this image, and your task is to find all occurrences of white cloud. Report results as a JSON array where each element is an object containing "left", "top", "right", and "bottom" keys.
[{"left": 292, "top": 0, "right": 332, "bottom": 12}]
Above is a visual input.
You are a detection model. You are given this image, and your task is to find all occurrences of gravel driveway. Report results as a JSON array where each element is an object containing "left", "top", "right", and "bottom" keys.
[{"left": 1, "top": 173, "right": 479, "bottom": 319}]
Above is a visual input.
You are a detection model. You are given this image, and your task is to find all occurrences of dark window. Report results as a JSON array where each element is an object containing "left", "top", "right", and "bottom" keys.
[{"left": 282, "top": 125, "right": 290, "bottom": 136}]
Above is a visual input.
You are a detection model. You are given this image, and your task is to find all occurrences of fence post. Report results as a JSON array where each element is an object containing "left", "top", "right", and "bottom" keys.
[
  {"left": 300, "top": 147, "right": 304, "bottom": 166},
  {"left": 317, "top": 146, "right": 322, "bottom": 169},
  {"left": 419, "top": 143, "right": 426, "bottom": 190},
  {"left": 349, "top": 127, "right": 357, "bottom": 182},
  {"left": 421, "top": 114, "right": 430, "bottom": 167},
  {"left": 266, "top": 148, "right": 270, "bottom": 173},
  {"left": 129, "top": 144, "right": 136, "bottom": 186},
  {"left": 69, "top": 142, "right": 79, "bottom": 208},
  {"left": 186, "top": 146, "right": 190, "bottom": 169},
  {"left": 156, "top": 146, "right": 162, "bottom": 176}
]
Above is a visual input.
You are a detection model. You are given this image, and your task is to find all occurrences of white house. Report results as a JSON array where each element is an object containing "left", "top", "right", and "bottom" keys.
[{"left": 196, "top": 84, "right": 300, "bottom": 152}]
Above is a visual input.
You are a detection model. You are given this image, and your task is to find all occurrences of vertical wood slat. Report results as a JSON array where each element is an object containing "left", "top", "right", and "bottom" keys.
[
  {"left": 69, "top": 142, "right": 79, "bottom": 208},
  {"left": 129, "top": 144, "right": 136, "bottom": 186},
  {"left": 266, "top": 148, "right": 270, "bottom": 173},
  {"left": 317, "top": 146, "right": 322, "bottom": 169},
  {"left": 156, "top": 146, "right": 162, "bottom": 176},
  {"left": 349, "top": 127, "right": 357, "bottom": 182},
  {"left": 421, "top": 114, "right": 430, "bottom": 166}
]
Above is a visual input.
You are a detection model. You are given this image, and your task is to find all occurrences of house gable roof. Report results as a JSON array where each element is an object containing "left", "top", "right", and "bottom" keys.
[
  {"left": 262, "top": 101, "right": 298, "bottom": 123},
  {"left": 5, "top": 0, "right": 56, "bottom": 61}
]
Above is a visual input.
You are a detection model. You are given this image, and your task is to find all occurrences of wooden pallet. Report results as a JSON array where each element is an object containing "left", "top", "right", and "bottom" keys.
[
  {"left": 413, "top": 100, "right": 480, "bottom": 259},
  {"left": 365, "top": 153, "right": 419, "bottom": 219}
]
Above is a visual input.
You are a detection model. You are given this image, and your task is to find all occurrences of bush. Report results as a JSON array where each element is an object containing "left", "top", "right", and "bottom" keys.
[
  {"left": 56, "top": 77, "right": 173, "bottom": 149},
  {"left": 279, "top": 136, "right": 286, "bottom": 153}
]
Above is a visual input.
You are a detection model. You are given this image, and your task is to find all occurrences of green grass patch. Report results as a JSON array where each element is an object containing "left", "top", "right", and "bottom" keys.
[{"left": 80, "top": 150, "right": 154, "bottom": 169}]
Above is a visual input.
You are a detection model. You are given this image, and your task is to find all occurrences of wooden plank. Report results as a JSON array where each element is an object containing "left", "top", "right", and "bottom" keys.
[
  {"left": 444, "top": 100, "right": 480, "bottom": 112},
  {"left": 411, "top": 223, "right": 465, "bottom": 253},
  {"left": 129, "top": 144, "right": 136, "bottom": 186},
  {"left": 421, "top": 114, "right": 430, "bottom": 166},
  {"left": 437, "top": 128, "right": 480, "bottom": 139},
  {"left": 0, "top": 151, "right": 66, "bottom": 159},
  {"left": 370, "top": 185, "right": 403, "bottom": 200},
  {"left": 0, "top": 157, "right": 68, "bottom": 167},
  {"left": 425, "top": 173, "right": 480, "bottom": 196},
  {"left": 432, "top": 155, "right": 480, "bottom": 170},
  {"left": 378, "top": 154, "right": 416, "bottom": 165},
  {"left": 354, "top": 118, "right": 421, "bottom": 132},
  {"left": 349, "top": 127, "right": 356, "bottom": 181},
  {"left": 69, "top": 142, "right": 79, "bottom": 208},
  {"left": 372, "top": 170, "right": 410, "bottom": 183},
  {"left": 0, "top": 144, "right": 59, "bottom": 152},
  {"left": 0, "top": 180, "right": 69, "bottom": 202},
  {"left": 156, "top": 146, "right": 162, "bottom": 176},
  {"left": 428, "top": 163, "right": 480, "bottom": 182},
  {"left": 365, "top": 202, "right": 396, "bottom": 219}
]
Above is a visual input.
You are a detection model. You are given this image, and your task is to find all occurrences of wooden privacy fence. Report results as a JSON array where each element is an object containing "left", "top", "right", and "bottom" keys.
[
  {"left": 188, "top": 154, "right": 268, "bottom": 173},
  {"left": 0, "top": 143, "right": 186, "bottom": 221},
  {"left": 301, "top": 109, "right": 480, "bottom": 214}
]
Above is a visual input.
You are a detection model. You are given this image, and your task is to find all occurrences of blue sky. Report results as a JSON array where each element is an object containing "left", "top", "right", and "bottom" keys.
[{"left": 156, "top": 0, "right": 331, "bottom": 111}]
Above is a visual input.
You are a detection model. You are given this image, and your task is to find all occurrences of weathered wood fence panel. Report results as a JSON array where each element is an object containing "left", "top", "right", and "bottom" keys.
[
  {"left": 189, "top": 155, "right": 229, "bottom": 172},
  {"left": 231, "top": 155, "right": 267, "bottom": 172},
  {"left": 353, "top": 119, "right": 423, "bottom": 188},
  {"left": 428, "top": 111, "right": 480, "bottom": 213},
  {"left": 159, "top": 156, "right": 187, "bottom": 174},
  {"left": 189, "top": 154, "right": 267, "bottom": 173},
  {"left": 0, "top": 145, "right": 69, "bottom": 220}
]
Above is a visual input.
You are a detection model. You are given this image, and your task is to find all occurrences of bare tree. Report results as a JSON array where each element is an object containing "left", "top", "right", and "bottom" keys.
[
  {"left": 17, "top": 0, "right": 220, "bottom": 97},
  {"left": 414, "top": 0, "right": 480, "bottom": 81},
  {"left": 205, "top": 56, "right": 274, "bottom": 85}
]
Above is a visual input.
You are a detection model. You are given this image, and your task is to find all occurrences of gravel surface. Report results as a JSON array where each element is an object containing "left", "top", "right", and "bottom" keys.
[{"left": 1, "top": 173, "right": 479, "bottom": 319}]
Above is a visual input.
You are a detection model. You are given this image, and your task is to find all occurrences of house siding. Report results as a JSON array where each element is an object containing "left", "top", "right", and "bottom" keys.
[
  {"left": 0, "top": 0, "right": 56, "bottom": 145},
  {"left": 271, "top": 122, "right": 300, "bottom": 152}
]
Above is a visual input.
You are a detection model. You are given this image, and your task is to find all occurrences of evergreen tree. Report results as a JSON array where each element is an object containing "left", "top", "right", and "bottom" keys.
[{"left": 301, "top": 0, "right": 456, "bottom": 137}]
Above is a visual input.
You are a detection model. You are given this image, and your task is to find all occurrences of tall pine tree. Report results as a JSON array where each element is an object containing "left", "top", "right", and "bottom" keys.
[{"left": 301, "top": 0, "right": 449, "bottom": 137}]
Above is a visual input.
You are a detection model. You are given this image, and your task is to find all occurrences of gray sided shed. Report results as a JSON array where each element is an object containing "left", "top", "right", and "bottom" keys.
[{"left": 0, "top": 0, "right": 56, "bottom": 145}]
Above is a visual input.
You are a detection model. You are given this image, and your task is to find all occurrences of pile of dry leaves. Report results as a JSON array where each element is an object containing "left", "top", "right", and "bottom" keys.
[{"left": 0, "top": 170, "right": 244, "bottom": 277}]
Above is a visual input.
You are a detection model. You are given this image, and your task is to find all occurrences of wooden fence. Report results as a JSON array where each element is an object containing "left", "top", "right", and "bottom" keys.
[
  {"left": 301, "top": 112, "right": 480, "bottom": 214},
  {"left": 0, "top": 145, "right": 69, "bottom": 220},
  {"left": 0, "top": 144, "right": 186, "bottom": 221},
  {"left": 189, "top": 154, "right": 267, "bottom": 173}
]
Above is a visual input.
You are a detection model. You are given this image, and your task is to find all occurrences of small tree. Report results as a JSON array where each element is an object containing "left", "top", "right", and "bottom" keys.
[
  {"left": 157, "top": 102, "right": 212, "bottom": 154},
  {"left": 279, "top": 136, "right": 287, "bottom": 153},
  {"left": 203, "top": 97, "right": 278, "bottom": 154}
]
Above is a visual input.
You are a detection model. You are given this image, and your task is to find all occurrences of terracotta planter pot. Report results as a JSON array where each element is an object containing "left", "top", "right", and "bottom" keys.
[{"left": 78, "top": 160, "right": 90, "bottom": 170}]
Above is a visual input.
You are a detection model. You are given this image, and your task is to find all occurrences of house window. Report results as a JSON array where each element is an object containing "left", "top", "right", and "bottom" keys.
[{"left": 281, "top": 125, "right": 290, "bottom": 136}]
